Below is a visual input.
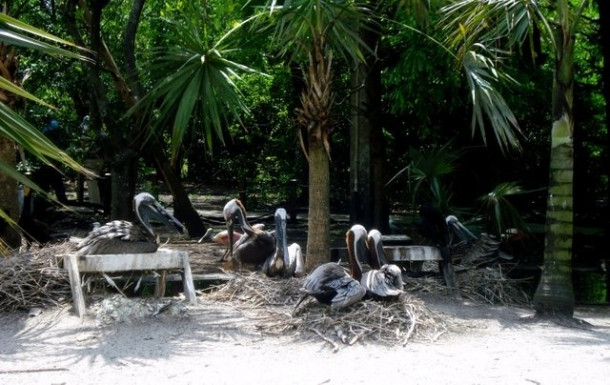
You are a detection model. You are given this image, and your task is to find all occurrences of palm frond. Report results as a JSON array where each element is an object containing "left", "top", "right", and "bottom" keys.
[
  {"left": 129, "top": 17, "right": 267, "bottom": 159},
  {"left": 477, "top": 181, "right": 533, "bottom": 237},
  {"left": 0, "top": 13, "right": 92, "bottom": 61},
  {"left": 0, "top": 103, "right": 93, "bottom": 178},
  {"left": 256, "top": 0, "right": 375, "bottom": 65}
]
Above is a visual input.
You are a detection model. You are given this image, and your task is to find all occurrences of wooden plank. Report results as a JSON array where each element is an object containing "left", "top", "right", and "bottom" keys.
[
  {"left": 75, "top": 249, "right": 186, "bottom": 272},
  {"left": 386, "top": 246, "right": 442, "bottom": 262},
  {"left": 181, "top": 253, "right": 197, "bottom": 304}
]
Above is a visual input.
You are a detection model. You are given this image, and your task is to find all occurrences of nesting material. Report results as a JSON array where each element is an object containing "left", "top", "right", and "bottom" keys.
[
  {"left": 207, "top": 272, "right": 452, "bottom": 350},
  {"left": 0, "top": 243, "right": 72, "bottom": 311}
]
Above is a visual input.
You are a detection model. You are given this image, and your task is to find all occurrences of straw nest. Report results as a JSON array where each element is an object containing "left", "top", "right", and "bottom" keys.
[
  {"left": 0, "top": 242, "right": 73, "bottom": 311},
  {"left": 206, "top": 272, "right": 455, "bottom": 350}
]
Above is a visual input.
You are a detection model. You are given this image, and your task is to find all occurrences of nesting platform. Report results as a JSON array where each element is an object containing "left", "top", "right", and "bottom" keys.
[{"left": 63, "top": 248, "right": 197, "bottom": 318}]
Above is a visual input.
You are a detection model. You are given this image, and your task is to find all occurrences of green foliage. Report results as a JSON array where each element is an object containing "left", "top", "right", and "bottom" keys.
[
  {"left": 477, "top": 181, "right": 532, "bottom": 237},
  {"left": 388, "top": 141, "right": 465, "bottom": 215}
]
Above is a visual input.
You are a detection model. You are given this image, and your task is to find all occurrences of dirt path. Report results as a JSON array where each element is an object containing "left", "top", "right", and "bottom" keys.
[{"left": 1, "top": 293, "right": 609, "bottom": 385}]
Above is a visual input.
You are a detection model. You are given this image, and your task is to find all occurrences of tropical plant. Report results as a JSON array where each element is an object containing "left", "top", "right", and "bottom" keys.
[
  {"left": 441, "top": 0, "right": 592, "bottom": 318},
  {"left": 0, "top": 13, "right": 92, "bottom": 250},
  {"left": 251, "top": 0, "right": 375, "bottom": 269},
  {"left": 477, "top": 181, "right": 532, "bottom": 238}
]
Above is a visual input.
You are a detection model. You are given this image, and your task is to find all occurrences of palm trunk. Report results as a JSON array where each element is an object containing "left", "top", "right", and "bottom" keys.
[
  {"left": 306, "top": 140, "right": 331, "bottom": 270},
  {"left": 534, "top": 0, "right": 577, "bottom": 317}
]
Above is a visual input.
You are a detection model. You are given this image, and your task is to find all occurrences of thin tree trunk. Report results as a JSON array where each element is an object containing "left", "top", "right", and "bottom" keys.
[
  {"left": 350, "top": 61, "right": 372, "bottom": 228},
  {"left": 306, "top": 140, "right": 330, "bottom": 270},
  {"left": 534, "top": 0, "right": 577, "bottom": 317},
  {"left": 0, "top": 137, "right": 21, "bottom": 249}
]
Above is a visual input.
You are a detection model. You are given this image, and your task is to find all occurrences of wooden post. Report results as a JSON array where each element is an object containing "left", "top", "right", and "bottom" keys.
[{"left": 63, "top": 254, "right": 86, "bottom": 319}]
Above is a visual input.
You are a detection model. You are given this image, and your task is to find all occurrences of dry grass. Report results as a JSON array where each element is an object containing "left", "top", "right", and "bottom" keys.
[
  {"left": 0, "top": 242, "right": 73, "bottom": 311},
  {"left": 206, "top": 272, "right": 455, "bottom": 350}
]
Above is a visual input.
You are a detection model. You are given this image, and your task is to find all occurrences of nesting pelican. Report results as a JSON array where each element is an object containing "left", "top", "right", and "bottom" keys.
[
  {"left": 76, "top": 192, "right": 184, "bottom": 256},
  {"left": 345, "top": 225, "right": 403, "bottom": 299},
  {"left": 221, "top": 199, "right": 275, "bottom": 269},
  {"left": 295, "top": 262, "right": 366, "bottom": 311},
  {"left": 262, "top": 208, "right": 305, "bottom": 278}
]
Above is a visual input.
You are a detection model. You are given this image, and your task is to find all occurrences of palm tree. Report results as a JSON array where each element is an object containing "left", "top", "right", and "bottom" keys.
[
  {"left": 0, "top": 14, "right": 92, "bottom": 250},
  {"left": 441, "top": 0, "right": 590, "bottom": 318},
  {"left": 254, "top": 0, "right": 373, "bottom": 269}
]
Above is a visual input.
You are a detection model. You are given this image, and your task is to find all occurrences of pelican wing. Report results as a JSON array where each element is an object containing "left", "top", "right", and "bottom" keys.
[{"left": 76, "top": 220, "right": 157, "bottom": 256}]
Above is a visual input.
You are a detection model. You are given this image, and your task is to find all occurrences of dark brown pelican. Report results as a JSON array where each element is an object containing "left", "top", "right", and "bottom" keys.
[
  {"left": 346, "top": 225, "right": 403, "bottom": 299},
  {"left": 262, "top": 208, "right": 305, "bottom": 278},
  {"left": 295, "top": 262, "right": 366, "bottom": 311},
  {"left": 221, "top": 199, "right": 275, "bottom": 269},
  {"left": 76, "top": 192, "right": 184, "bottom": 256}
]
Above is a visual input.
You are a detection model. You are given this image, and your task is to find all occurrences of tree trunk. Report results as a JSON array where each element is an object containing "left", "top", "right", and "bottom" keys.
[
  {"left": 349, "top": 25, "right": 389, "bottom": 232},
  {"left": 534, "top": 1, "right": 576, "bottom": 318},
  {"left": 305, "top": 139, "right": 331, "bottom": 270},
  {"left": 350, "top": 61, "right": 372, "bottom": 228},
  {"left": 151, "top": 141, "right": 205, "bottom": 237},
  {"left": 0, "top": 137, "right": 21, "bottom": 249}
]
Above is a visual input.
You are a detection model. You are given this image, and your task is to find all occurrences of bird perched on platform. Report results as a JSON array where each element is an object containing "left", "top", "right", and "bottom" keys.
[
  {"left": 262, "top": 208, "right": 305, "bottom": 278},
  {"left": 294, "top": 262, "right": 366, "bottom": 311},
  {"left": 76, "top": 192, "right": 184, "bottom": 256},
  {"left": 346, "top": 225, "right": 404, "bottom": 299},
  {"left": 445, "top": 215, "right": 503, "bottom": 264},
  {"left": 221, "top": 198, "right": 276, "bottom": 269}
]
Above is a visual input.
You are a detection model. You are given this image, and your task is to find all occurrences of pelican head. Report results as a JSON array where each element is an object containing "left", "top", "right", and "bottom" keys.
[{"left": 134, "top": 192, "right": 184, "bottom": 237}]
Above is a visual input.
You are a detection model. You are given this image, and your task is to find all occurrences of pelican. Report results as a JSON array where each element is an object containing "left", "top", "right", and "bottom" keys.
[
  {"left": 295, "top": 262, "right": 366, "bottom": 311},
  {"left": 76, "top": 192, "right": 184, "bottom": 256},
  {"left": 220, "top": 198, "right": 248, "bottom": 261},
  {"left": 262, "top": 208, "right": 305, "bottom": 278},
  {"left": 364, "top": 229, "right": 404, "bottom": 298},
  {"left": 445, "top": 215, "right": 478, "bottom": 245},
  {"left": 345, "top": 225, "right": 403, "bottom": 299},
  {"left": 445, "top": 215, "right": 503, "bottom": 263},
  {"left": 221, "top": 199, "right": 275, "bottom": 269}
]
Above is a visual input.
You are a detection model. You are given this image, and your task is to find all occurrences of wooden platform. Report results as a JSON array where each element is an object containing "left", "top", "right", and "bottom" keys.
[{"left": 62, "top": 248, "right": 197, "bottom": 319}]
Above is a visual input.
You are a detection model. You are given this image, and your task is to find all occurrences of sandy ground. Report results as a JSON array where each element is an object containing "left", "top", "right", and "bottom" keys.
[{"left": 1, "top": 292, "right": 609, "bottom": 385}]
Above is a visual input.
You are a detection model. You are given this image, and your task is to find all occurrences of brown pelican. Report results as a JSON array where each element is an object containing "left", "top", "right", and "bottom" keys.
[
  {"left": 445, "top": 215, "right": 504, "bottom": 263},
  {"left": 346, "top": 225, "right": 403, "bottom": 299},
  {"left": 295, "top": 262, "right": 366, "bottom": 311},
  {"left": 76, "top": 192, "right": 184, "bottom": 256},
  {"left": 364, "top": 229, "right": 404, "bottom": 298},
  {"left": 221, "top": 199, "right": 275, "bottom": 269},
  {"left": 262, "top": 208, "right": 305, "bottom": 278},
  {"left": 220, "top": 198, "right": 248, "bottom": 261}
]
